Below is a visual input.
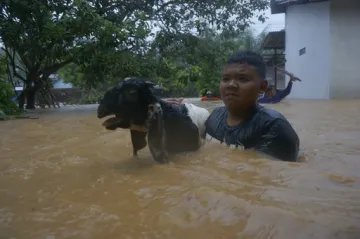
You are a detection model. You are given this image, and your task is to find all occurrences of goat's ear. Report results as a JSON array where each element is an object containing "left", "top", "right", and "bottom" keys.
[
  {"left": 114, "top": 82, "right": 124, "bottom": 104},
  {"left": 145, "top": 81, "right": 156, "bottom": 88},
  {"left": 115, "top": 81, "right": 124, "bottom": 90},
  {"left": 123, "top": 77, "right": 133, "bottom": 81}
]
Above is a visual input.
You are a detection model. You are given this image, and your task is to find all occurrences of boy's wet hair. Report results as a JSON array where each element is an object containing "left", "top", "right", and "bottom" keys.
[{"left": 225, "top": 50, "right": 266, "bottom": 79}]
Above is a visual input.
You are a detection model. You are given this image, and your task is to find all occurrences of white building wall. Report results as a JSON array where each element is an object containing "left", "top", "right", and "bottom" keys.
[
  {"left": 329, "top": 0, "right": 360, "bottom": 99},
  {"left": 285, "top": 1, "right": 331, "bottom": 99}
]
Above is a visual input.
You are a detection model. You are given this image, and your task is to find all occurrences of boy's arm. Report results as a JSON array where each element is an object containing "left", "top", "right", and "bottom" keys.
[
  {"left": 253, "top": 119, "right": 300, "bottom": 162},
  {"left": 257, "top": 95, "right": 272, "bottom": 104},
  {"left": 277, "top": 72, "right": 298, "bottom": 100},
  {"left": 277, "top": 81, "right": 293, "bottom": 100}
]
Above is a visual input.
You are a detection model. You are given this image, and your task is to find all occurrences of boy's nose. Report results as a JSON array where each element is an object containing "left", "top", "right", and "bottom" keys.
[{"left": 227, "top": 79, "right": 239, "bottom": 88}]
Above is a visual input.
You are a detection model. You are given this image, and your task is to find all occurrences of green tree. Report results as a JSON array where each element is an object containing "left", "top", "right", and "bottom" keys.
[
  {"left": 0, "top": 54, "right": 19, "bottom": 115},
  {"left": 0, "top": 0, "right": 269, "bottom": 108},
  {"left": 149, "top": 27, "right": 266, "bottom": 97},
  {"left": 193, "top": 29, "right": 267, "bottom": 95},
  {"left": 0, "top": 0, "right": 124, "bottom": 109}
]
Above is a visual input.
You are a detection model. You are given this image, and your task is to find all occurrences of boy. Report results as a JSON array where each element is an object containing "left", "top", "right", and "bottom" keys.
[
  {"left": 258, "top": 72, "right": 297, "bottom": 104},
  {"left": 167, "top": 51, "right": 300, "bottom": 161}
]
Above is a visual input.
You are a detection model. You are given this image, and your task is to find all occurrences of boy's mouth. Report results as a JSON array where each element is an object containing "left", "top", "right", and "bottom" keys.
[{"left": 225, "top": 93, "right": 239, "bottom": 97}]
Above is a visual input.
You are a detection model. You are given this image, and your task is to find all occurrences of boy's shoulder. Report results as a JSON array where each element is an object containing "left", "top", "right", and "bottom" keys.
[
  {"left": 207, "top": 105, "right": 295, "bottom": 139},
  {"left": 210, "top": 105, "right": 227, "bottom": 115},
  {"left": 206, "top": 106, "right": 228, "bottom": 126},
  {"left": 256, "top": 105, "right": 288, "bottom": 122},
  {"left": 209, "top": 105, "right": 288, "bottom": 122},
  {"left": 206, "top": 105, "right": 299, "bottom": 162}
]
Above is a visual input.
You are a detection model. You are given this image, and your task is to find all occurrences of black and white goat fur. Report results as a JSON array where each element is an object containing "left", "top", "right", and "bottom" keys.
[{"left": 97, "top": 77, "right": 210, "bottom": 164}]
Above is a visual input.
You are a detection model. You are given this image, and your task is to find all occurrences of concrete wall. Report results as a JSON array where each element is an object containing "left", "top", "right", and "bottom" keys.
[
  {"left": 329, "top": 0, "right": 360, "bottom": 99},
  {"left": 285, "top": 1, "right": 331, "bottom": 99}
]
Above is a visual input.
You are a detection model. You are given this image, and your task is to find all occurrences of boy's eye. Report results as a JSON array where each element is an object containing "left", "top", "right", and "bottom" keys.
[
  {"left": 238, "top": 77, "right": 250, "bottom": 82},
  {"left": 222, "top": 75, "right": 251, "bottom": 83}
]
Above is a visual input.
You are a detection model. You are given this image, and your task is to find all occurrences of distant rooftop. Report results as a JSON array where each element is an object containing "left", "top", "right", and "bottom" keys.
[
  {"left": 271, "top": 0, "right": 329, "bottom": 14},
  {"left": 261, "top": 30, "right": 285, "bottom": 50},
  {"left": 260, "top": 30, "right": 286, "bottom": 65}
]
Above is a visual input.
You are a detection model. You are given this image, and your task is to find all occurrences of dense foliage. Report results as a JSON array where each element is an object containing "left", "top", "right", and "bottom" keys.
[
  {"left": 57, "top": 27, "right": 267, "bottom": 100},
  {"left": 0, "top": 0, "right": 269, "bottom": 107},
  {"left": 151, "top": 28, "right": 267, "bottom": 97},
  {"left": 0, "top": 54, "right": 20, "bottom": 115}
]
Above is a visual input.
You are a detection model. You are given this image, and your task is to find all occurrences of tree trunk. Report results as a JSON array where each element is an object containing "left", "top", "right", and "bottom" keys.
[
  {"left": 23, "top": 79, "right": 37, "bottom": 110},
  {"left": 18, "top": 88, "right": 36, "bottom": 110},
  {"left": 18, "top": 91, "right": 26, "bottom": 109},
  {"left": 25, "top": 88, "right": 36, "bottom": 109}
]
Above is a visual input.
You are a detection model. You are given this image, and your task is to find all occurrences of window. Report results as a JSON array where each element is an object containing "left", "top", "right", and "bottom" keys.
[{"left": 299, "top": 47, "right": 306, "bottom": 56}]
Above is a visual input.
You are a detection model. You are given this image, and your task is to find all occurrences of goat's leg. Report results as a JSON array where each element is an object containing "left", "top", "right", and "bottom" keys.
[
  {"left": 130, "top": 130, "right": 147, "bottom": 158},
  {"left": 148, "top": 143, "right": 169, "bottom": 164},
  {"left": 146, "top": 103, "right": 169, "bottom": 164}
]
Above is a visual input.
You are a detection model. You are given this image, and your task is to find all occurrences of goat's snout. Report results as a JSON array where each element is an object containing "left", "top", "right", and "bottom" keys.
[{"left": 97, "top": 104, "right": 109, "bottom": 119}]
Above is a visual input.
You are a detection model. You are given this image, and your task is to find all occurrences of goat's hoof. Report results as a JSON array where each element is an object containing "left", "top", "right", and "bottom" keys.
[{"left": 132, "top": 152, "right": 139, "bottom": 159}]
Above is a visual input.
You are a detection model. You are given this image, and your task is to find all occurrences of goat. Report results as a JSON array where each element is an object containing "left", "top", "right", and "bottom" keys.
[{"left": 97, "top": 77, "right": 210, "bottom": 164}]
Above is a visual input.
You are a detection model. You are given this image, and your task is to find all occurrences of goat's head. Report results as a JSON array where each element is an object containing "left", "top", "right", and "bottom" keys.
[
  {"left": 97, "top": 77, "right": 169, "bottom": 164},
  {"left": 97, "top": 77, "right": 156, "bottom": 128}
]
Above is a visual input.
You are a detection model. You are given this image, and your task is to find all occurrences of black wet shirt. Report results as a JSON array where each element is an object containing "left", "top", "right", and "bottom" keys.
[{"left": 204, "top": 105, "right": 300, "bottom": 162}]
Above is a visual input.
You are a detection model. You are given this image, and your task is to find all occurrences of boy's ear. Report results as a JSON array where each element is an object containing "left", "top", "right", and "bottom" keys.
[{"left": 259, "top": 80, "right": 268, "bottom": 94}]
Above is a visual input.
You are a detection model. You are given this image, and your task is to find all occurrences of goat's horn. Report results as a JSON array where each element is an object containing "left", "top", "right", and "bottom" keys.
[{"left": 145, "top": 81, "right": 155, "bottom": 87}]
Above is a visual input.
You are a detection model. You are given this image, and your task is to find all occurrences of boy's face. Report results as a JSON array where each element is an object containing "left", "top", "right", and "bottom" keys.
[
  {"left": 220, "top": 63, "right": 267, "bottom": 112},
  {"left": 266, "top": 87, "right": 277, "bottom": 97}
]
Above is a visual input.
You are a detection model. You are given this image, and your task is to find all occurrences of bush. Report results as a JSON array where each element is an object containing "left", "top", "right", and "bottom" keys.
[
  {"left": 0, "top": 79, "right": 21, "bottom": 115},
  {"left": 0, "top": 54, "right": 20, "bottom": 115},
  {"left": 82, "top": 93, "right": 102, "bottom": 104}
]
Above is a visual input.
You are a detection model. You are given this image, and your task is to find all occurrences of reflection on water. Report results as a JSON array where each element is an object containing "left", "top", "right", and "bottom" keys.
[{"left": 1, "top": 99, "right": 360, "bottom": 239}]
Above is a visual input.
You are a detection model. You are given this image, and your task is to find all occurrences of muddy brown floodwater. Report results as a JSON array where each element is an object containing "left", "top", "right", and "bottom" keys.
[{"left": 1, "top": 99, "right": 360, "bottom": 239}]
